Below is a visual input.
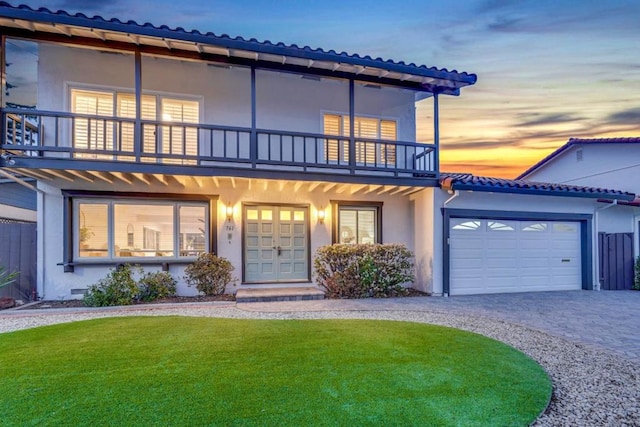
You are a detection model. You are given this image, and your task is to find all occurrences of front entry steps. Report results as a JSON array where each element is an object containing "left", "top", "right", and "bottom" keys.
[{"left": 235, "top": 287, "right": 325, "bottom": 303}]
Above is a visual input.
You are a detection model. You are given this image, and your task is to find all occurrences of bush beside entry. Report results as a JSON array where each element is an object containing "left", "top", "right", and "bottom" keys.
[
  {"left": 184, "top": 253, "right": 235, "bottom": 296},
  {"left": 314, "top": 244, "right": 414, "bottom": 298}
]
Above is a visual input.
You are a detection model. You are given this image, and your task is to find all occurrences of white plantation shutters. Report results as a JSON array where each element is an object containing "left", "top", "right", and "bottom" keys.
[
  {"left": 324, "top": 114, "right": 347, "bottom": 163},
  {"left": 161, "top": 98, "right": 199, "bottom": 163},
  {"left": 71, "top": 90, "right": 114, "bottom": 155},
  {"left": 117, "top": 93, "right": 156, "bottom": 155},
  {"left": 70, "top": 88, "right": 199, "bottom": 162},
  {"left": 323, "top": 114, "right": 397, "bottom": 165}
]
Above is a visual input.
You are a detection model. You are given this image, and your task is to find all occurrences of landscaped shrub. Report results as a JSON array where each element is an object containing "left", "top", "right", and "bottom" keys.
[
  {"left": 138, "top": 271, "right": 177, "bottom": 302},
  {"left": 0, "top": 265, "right": 19, "bottom": 289},
  {"left": 634, "top": 256, "right": 640, "bottom": 291},
  {"left": 184, "top": 253, "right": 234, "bottom": 296},
  {"left": 83, "top": 264, "right": 139, "bottom": 307},
  {"left": 314, "top": 244, "right": 414, "bottom": 298}
]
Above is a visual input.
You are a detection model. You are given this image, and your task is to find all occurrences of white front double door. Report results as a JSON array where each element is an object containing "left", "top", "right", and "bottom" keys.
[{"left": 244, "top": 205, "right": 309, "bottom": 283}]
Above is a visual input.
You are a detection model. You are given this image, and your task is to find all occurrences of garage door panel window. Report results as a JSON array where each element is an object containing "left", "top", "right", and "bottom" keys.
[
  {"left": 451, "top": 220, "right": 481, "bottom": 231},
  {"left": 553, "top": 223, "right": 578, "bottom": 233},
  {"left": 488, "top": 221, "right": 515, "bottom": 231},
  {"left": 521, "top": 222, "right": 547, "bottom": 232}
]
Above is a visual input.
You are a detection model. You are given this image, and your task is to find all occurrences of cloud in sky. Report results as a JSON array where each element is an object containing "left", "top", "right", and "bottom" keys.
[{"left": 12, "top": 0, "right": 640, "bottom": 178}]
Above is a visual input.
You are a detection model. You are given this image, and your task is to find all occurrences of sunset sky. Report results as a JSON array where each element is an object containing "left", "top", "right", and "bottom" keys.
[{"left": 20, "top": 0, "right": 640, "bottom": 178}]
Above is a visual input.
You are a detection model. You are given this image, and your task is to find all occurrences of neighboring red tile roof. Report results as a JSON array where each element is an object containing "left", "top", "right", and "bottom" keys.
[
  {"left": 441, "top": 172, "right": 636, "bottom": 201},
  {"left": 517, "top": 137, "right": 640, "bottom": 179}
]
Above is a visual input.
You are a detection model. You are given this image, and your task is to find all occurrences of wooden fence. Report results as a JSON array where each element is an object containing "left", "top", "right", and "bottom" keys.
[
  {"left": 0, "top": 220, "right": 37, "bottom": 301},
  {"left": 598, "top": 232, "right": 634, "bottom": 290}
]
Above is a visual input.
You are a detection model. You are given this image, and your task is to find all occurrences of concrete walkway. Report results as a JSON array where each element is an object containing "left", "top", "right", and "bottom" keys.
[{"left": 238, "top": 290, "right": 640, "bottom": 360}]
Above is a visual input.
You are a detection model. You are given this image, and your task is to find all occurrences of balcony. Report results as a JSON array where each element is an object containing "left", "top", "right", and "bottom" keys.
[{"left": 1, "top": 108, "right": 437, "bottom": 185}]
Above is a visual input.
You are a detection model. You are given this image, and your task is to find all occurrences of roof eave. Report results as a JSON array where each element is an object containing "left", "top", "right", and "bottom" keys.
[
  {"left": 0, "top": 3, "right": 477, "bottom": 91},
  {"left": 449, "top": 183, "right": 636, "bottom": 201}
]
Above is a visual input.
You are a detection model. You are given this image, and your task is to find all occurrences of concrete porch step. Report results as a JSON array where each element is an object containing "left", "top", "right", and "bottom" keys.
[{"left": 235, "top": 287, "right": 325, "bottom": 303}]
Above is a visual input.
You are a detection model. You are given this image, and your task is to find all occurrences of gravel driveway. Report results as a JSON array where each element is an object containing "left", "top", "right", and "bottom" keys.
[{"left": 1, "top": 291, "right": 638, "bottom": 426}]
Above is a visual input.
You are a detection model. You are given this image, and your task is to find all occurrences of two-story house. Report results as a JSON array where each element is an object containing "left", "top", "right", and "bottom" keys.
[{"left": 0, "top": 3, "right": 635, "bottom": 299}]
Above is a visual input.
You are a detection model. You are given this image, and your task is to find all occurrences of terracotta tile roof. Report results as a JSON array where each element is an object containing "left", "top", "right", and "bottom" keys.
[
  {"left": 0, "top": 2, "right": 476, "bottom": 91},
  {"left": 441, "top": 172, "right": 635, "bottom": 201}
]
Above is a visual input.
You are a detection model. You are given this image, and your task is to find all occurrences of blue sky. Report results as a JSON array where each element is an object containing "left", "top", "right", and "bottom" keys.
[{"left": 21, "top": 0, "right": 640, "bottom": 176}]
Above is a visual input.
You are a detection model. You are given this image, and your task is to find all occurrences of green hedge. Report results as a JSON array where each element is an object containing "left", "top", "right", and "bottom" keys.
[{"left": 314, "top": 244, "right": 414, "bottom": 298}]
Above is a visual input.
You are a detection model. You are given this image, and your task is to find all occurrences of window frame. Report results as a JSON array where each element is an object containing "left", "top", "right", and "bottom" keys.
[
  {"left": 68, "top": 85, "right": 202, "bottom": 160},
  {"left": 331, "top": 200, "right": 383, "bottom": 244},
  {"left": 322, "top": 112, "right": 398, "bottom": 165},
  {"left": 61, "top": 190, "right": 217, "bottom": 271}
]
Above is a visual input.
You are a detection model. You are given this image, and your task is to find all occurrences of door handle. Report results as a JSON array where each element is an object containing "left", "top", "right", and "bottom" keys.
[{"left": 272, "top": 246, "right": 282, "bottom": 256}]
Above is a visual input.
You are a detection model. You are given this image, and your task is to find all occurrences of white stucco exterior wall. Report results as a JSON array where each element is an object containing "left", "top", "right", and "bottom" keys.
[
  {"left": 37, "top": 177, "right": 416, "bottom": 299},
  {"left": 38, "top": 44, "right": 415, "bottom": 139}
]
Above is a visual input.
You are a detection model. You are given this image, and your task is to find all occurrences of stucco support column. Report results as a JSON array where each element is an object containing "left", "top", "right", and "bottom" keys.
[
  {"left": 134, "top": 50, "right": 142, "bottom": 162},
  {"left": 433, "top": 91, "right": 440, "bottom": 177},
  {"left": 348, "top": 79, "right": 355, "bottom": 172}
]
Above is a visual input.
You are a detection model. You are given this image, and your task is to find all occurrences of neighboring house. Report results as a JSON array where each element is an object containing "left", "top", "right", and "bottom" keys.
[
  {"left": 0, "top": 4, "right": 635, "bottom": 298},
  {"left": 0, "top": 178, "right": 36, "bottom": 222},
  {"left": 517, "top": 137, "right": 640, "bottom": 290}
]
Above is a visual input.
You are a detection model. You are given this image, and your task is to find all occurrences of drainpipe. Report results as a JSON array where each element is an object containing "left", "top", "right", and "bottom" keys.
[
  {"left": 594, "top": 200, "right": 618, "bottom": 291},
  {"left": 444, "top": 190, "right": 459, "bottom": 206}
]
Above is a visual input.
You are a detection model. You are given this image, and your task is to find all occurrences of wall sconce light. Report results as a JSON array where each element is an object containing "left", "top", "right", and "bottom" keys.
[
  {"left": 317, "top": 208, "right": 325, "bottom": 224},
  {"left": 226, "top": 204, "right": 234, "bottom": 222}
]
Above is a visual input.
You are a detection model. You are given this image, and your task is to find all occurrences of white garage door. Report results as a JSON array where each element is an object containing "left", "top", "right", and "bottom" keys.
[{"left": 450, "top": 218, "right": 582, "bottom": 295}]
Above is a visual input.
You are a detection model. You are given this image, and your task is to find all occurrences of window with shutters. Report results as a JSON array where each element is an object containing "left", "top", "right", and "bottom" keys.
[
  {"left": 323, "top": 114, "right": 397, "bottom": 166},
  {"left": 70, "top": 88, "right": 199, "bottom": 163},
  {"left": 332, "top": 201, "right": 382, "bottom": 244}
]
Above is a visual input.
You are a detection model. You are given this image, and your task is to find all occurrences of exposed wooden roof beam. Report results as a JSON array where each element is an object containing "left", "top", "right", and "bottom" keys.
[
  {"left": 89, "top": 28, "right": 106, "bottom": 41},
  {"left": 13, "top": 168, "right": 53, "bottom": 181},
  {"left": 323, "top": 183, "right": 337, "bottom": 193},
  {"left": 401, "top": 187, "right": 422, "bottom": 196},
  {"left": 42, "top": 169, "right": 74, "bottom": 182},
  {"left": 212, "top": 177, "right": 220, "bottom": 187},
  {"left": 377, "top": 185, "right": 395, "bottom": 195},
  {"left": 308, "top": 182, "right": 321, "bottom": 192},
  {"left": 335, "top": 184, "right": 349, "bottom": 194},
  {"left": 12, "top": 19, "right": 35, "bottom": 32},
  {"left": 111, "top": 172, "right": 133, "bottom": 185},
  {"left": 51, "top": 23, "right": 72, "bottom": 37},
  {"left": 365, "top": 184, "right": 382, "bottom": 194},
  {"left": 84, "top": 170, "right": 113, "bottom": 183},
  {"left": 66, "top": 169, "right": 94, "bottom": 183},
  {"left": 152, "top": 173, "right": 169, "bottom": 186},
  {"left": 390, "top": 186, "right": 408, "bottom": 196},
  {"left": 190, "top": 176, "right": 202, "bottom": 188},
  {"left": 230, "top": 177, "right": 236, "bottom": 189},
  {"left": 132, "top": 173, "right": 152, "bottom": 185},
  {"left": 293, "top": 181, "right": 303, "bottom": 192},
  {"left": 350, "top": 184, "right": 367, "bottom": 195}
]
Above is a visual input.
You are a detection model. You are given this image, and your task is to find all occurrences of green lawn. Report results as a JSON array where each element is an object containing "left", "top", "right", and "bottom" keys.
[{"left": 0, "top": 317, "right": 551, "bottom": 426}]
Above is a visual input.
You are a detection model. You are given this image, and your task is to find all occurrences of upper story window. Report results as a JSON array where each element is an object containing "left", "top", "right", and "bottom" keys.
[
  {"left": 323, "top": 114, "right": 397, "bottom": 165},
  {"left": 70, "top": 88, "right": 199, "bottom": 163}
]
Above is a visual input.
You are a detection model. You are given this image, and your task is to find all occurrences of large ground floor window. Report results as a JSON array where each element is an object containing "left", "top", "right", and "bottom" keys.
[{"left": 69, "top": 192, "right": 213, "bottom": 261}]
